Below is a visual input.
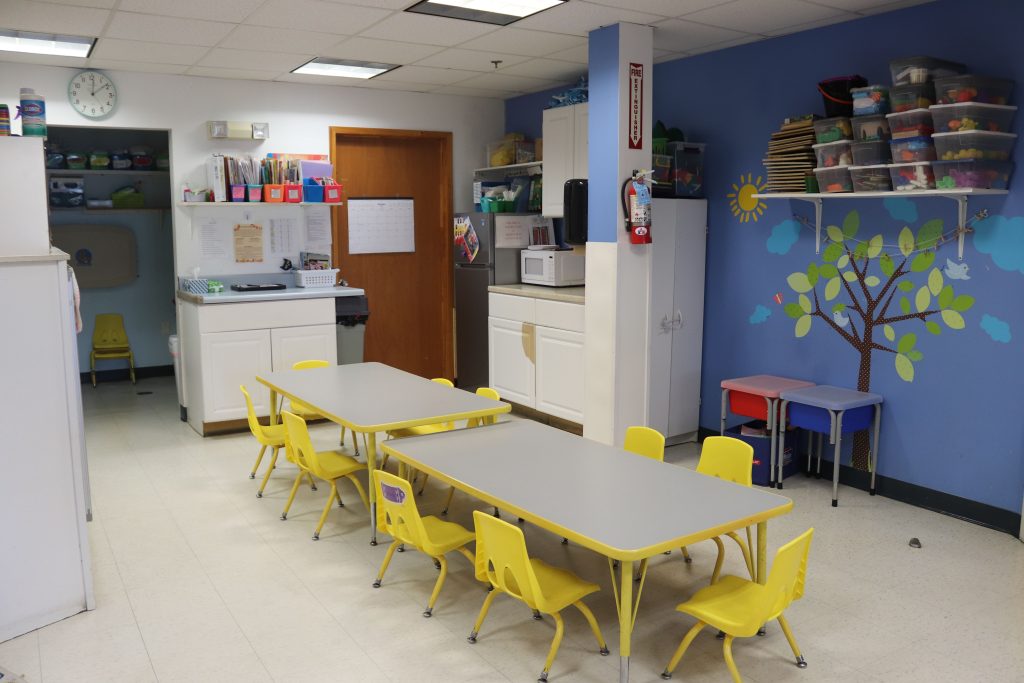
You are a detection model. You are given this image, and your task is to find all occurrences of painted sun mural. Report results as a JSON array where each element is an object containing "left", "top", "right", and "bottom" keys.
[{"left": 729, "top": 173, "right": 767, "bottom": 223}]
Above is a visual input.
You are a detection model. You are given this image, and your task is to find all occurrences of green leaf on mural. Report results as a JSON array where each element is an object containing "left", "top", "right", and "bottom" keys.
[
  {"left": 916, "top": 218, "right": 944, "bottom": 250},
  {"left": 787, "top": 272, "right": 812, "bottom": 293},
  {"left": 867, "top": 234, "right": 884, "bottom": 259},
  {"left": 853, "top": 241, "right": 869, "bottom": 260},
  {"left": 798, "top": 294, "right": 812, "bottom": 314},
  {"left": 865, "top": 275, "right": 881, "bottom": 287},
  {"left": 836, "top": 254, "right": 850, "bottom": 269},
  {"left": 910, "top": 251, "right": 935, "bottom": 272},
  {"left": 925, "top": 321, "right": 942, "bottom": 335},
  {"left": 823, "top": 242, "right": 843, "bottom": 262},
  {"left": 895, "top": 353, "right": 915, "bottom": 382},
  {"left": 879, "top": 253, "right": 895, "bottom": 277},
  {"left": 824, "top": 277, "right": 841, "bottom": 301},
  {"left": 843, "top": 270, "right": 858, "bottom": 282},
  {"left": 897, "top": 333, "right": 917, "bottom": 353},
  {"left": 883, "top": 324, "right": 896, "bottom": 342},
  {"left": 843, "top": 210, "right": 860, "bottom": 238},
  {"left": 832, "top": 303, "right": 847, "bottom": 313},
  {"left": 900, "top": 296, "right": 911, "bottom": 314},
  {"left": 784, "top": 303, "right": 804, "bottom": 319},
  {"left": 941, "top": 309, "right": 965, "bottom": 329},
  {"left": 951, "top": 295, "right": 975, "bottom": 312},
  {"left": 826, "top": 225, "right": 845, "bottom": 244},
  {"left": 938, "top": 285, "right": 954, "bottom": 309},
  {"left": 898, "top": 227, "right": 915, "bottom": 257},
  {"left": 927, "top": 267, "right": 943, "bottom": 295},
  {"left": 819, "top": 263, "right": 839, "bottom": 279},
  {"left": 907, "top": 349, "right": 924, "bottom": 362},
  {"left": 795, "top": 315, "right": 812, "bottom": 338},
  {"left": 915, "top": 287, "right": 931, "bottom": 313},
  {"left": 898, "top": 280, "right": 915, "bottom": 292},
  {"left": 807, "top": 263, "right": 819, "bottom": 286}
]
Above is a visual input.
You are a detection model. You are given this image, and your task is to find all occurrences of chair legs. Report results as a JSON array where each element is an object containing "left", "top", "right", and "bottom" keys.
[
  {"left": 663, "top": 616, "right": 805, "bottom": 680},
  {"left": 280, "top": 471, "right": 305, "bottom": 520},
  {"left": 373, "top": 540, "right": 401, "bottom": 588},
  {"left": 312, "top": 481, "right": 338, "bottom": 540},
  {"left": 90, "top": 351, "right": 97, "bottom": 387},
  {"left": 722, "top": 634, "right": 741, "bottom": 683},
  {"left": 128, "top": 351, "right": 136, "bottom": 384},
  {"left": 539, "top": 611, "right": 565, "bottom": 682},
  {"left": 726, "top": 530, "right": 756, "bottom": 580},
  {"left": 662, "top": 621, "right": 705, "bottom": 679},
  {"left": 777, "top": 614, "right": 807, "bottom": 668},
  {"left": 249, "top": 444, "right": 267, "bottom": 479},
  {"left": 441, "top": 486, "right": 456, "bottom": 515},
  {"left": 256, "top": 447, "right": 281, "bottom": 497},
  {"left": 573, "top": 601, "right": 609, "bottom": 655},
  {"left": 467, "top": 589, "right": 498, "bottom": 643},
  {"left": 681, "top": 546, "right": 693, "bottom": 563},
  {"left": 711, "top": 536, "right": 727, "bottom": 584}
]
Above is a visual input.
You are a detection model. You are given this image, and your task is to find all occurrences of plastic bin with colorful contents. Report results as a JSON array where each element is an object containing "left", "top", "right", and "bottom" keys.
[
  {"left": 933, "top": 160, "right": 1013, "bottom": 189},
  {"left": 889, "top": 162, "right": 935, "bottom": 190},
  {"left": 933, "top": 130, "right": 1016, "bottom": 161},
  {"left": 887, "top": 109, "right": 934, "bottom": 139},
  {"left": 930, "top": 103, "right": 1017, "bottom": 133}
]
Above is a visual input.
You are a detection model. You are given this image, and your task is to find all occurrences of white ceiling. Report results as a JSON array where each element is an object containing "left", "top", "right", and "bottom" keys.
[{"left": 1, "top": 0, "right": 932, "bottom": 99}]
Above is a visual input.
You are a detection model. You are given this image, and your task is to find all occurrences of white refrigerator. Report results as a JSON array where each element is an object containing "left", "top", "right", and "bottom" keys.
[{"left": 0, "top": 137, "right": 94, "bottom": 642}]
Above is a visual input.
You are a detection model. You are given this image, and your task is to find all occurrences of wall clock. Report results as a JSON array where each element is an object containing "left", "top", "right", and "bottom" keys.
[{"left": 68, "top": 70, "right": 117, "bottom": 119}]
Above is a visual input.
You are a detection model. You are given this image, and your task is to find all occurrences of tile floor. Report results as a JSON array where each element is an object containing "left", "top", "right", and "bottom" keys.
[{"left": 1, "top": 376, "right": 1022, "bottom": 682}]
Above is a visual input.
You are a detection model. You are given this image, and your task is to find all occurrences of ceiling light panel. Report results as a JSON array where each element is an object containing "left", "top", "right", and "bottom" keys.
[
  {"left": 292, "top": 57, "right": 400, "bottom": 79},
  {"left": 406, "top": 0, "right": 565, "bottom": 26},
  {"left": 0, "top": 30, "right": 94, "bottom": 57}
]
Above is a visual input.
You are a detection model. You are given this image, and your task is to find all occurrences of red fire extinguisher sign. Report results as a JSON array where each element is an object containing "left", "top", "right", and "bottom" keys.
[{"left": 628, "top": 63, "right": 643, "bottom": 150}]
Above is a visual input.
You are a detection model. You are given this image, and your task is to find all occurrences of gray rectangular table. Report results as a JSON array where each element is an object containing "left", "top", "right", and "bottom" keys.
[
  {"left": 380, "top": 419, "right": 793, "bottom": 683},
  {"left": 256, "top": 362, "right": 510, "bottom": 544}
]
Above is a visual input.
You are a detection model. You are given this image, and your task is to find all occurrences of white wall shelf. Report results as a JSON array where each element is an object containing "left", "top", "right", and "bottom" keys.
[
  {"left": 49, "top": 207, "right": 170, "bottom": 213},
  {"left": 176, "top": 201, "right": 341, "bottom": 208},
  {"left": 473, "top": 161, "right": 542, "bottom": 175},
  {"left": 46, "top": 169, "right": 169, "bottom": 177},
  {"left": 753, "top": 188, "right": 1008, "bottom": 260}
]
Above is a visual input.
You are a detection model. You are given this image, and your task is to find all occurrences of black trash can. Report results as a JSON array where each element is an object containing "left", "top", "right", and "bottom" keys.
[{"left": 335, "top": 295, "right": 369, "bottom": 365}]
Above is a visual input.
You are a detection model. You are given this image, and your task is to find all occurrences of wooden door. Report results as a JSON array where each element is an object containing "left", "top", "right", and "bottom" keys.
[{"left": 330, "top": 129, "right": 453, "bottom": 379}]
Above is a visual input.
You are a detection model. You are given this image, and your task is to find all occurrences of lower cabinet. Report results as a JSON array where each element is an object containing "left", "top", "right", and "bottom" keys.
[
  {"left": 488, "top": 316, "right": 536, "bottom": 407},
  {"left": 534, "top": 325, "right": 585, "bottom": 423},
  {"left": 270, "top": 324, "right": 337, "bottom": 371},
  {"left": 201, "top": 329, "right": 273, "bottom": 422}
]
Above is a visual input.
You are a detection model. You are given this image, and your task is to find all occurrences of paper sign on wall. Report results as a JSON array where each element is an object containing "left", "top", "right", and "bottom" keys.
[
  {"left": 628, "top": 62, "right": 644, "bottom": 150},
  {"left": 347, "top": 198, "right": 415, "bottom": 254},
  {"left": 233, "top": 223, "right": 264, "bottom": 262},
  {"left": 493, "top": 215, "right": 531, "bottom": 249}
]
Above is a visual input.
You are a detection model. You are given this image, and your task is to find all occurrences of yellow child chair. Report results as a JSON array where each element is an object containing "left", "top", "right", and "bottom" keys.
[
  {"left": 240, "top": 385, "right": 286, "bottom": 491},
  {"left": 287, "top": 360, "right": 356, "bottom": 455},
  {"left": 371, "top": 469, "right": 475, "bottom": 617},
  {"left": 90, "top": 313, "right": 135, "bottom": 387},
  {"left": 468, "top": 510, "right": 609, "bottom": 683},
  {"left": 440, "top": 387, "right": 501, "bottom": 515},
  {"left": 695, "top": 436, "right": 757, "bottom": 584},
  {"left": 383, "top": 377, "right": 455, "bottom": 475},
  {"left": 280, "top": 411, "right": 369, "bottom": 540},
  {"left": 660, "top": 528, "right": 814, "bottom": 682}
]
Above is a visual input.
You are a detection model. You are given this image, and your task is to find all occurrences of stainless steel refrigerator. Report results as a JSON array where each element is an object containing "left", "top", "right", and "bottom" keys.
[{"left": 453, "top": 212, "right": 536, "bottom": 391}]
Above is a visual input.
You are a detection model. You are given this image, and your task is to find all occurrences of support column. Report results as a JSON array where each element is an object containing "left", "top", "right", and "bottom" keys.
[{"left": 583, "top": 23, "right": 654, "bottom": 446}]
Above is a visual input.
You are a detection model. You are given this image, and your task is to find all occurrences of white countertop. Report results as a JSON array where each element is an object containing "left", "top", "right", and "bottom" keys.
[
  {"left": 177, "top": 273, "right": 364, "bottom": 304},
  {"left": 0, "top": 248, "right": 69, "bottom": 264},
  {"left": 488, "top": 283, "right": 585, "bottom": 304}
]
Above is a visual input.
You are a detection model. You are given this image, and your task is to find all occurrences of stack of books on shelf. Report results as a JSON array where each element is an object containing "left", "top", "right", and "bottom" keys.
[{"left": 763, "top": 116, "right": 815, "bottom": 192}]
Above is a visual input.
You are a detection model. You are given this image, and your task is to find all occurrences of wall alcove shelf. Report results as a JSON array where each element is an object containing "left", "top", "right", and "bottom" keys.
[{"left": 754, "top": 188, "right": 1008, "bottom": 260}]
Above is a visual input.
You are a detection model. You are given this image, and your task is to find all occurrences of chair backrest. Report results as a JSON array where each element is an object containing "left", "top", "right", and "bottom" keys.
[
  {"left": 762, "top": 528, "right": 814, "bottom": 620},
  {"left": 373, "top": 469, "right": 432, "bottom": 551},
  {"left": 696, "top": 436, "right": 754, "bottom": 486},
  {"left": 293, "top": 359, "right": 330, "bottom": 370},
  {"left": 623, "top": 426, "right": 665, "bottom": 462},
  {"left": 468, "top": 387, "right": 501, "bottom": 427},
  {"left": 281, "top": 410, "right": 323, "bottom": 477},
  {"left": 93, "top": 313, "right": 129, "bottom": 349},
  {"left": 431, "top": 378, "right": 455, "bottom": 429},
  {"left": 473, "top": 510, "right": 545, "bottom": 611},
  {"left": 240, "top": 385, "right": 271, "bottom": 442}
]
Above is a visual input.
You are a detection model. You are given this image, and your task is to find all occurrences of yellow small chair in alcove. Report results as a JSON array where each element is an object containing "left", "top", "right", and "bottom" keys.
[{"left": 90, "top": 313, "right": 135, "bottom": 387}]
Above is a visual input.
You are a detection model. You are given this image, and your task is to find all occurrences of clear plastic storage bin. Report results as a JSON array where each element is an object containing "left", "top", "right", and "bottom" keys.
[
  {"left": 932, "top": 160, "right": 1013, "bottom": 189},
  {"left": 814, "top": 166, "right": 853, "bottom": 193},
  {"left": 890, "top": 83, "right": 936, "bottom": 113},
  {"left": 813, "top": 117, "right": 853, "bottom": 144},
  {"left": 889, "top": 162, "right": 935, "bottom": 190},
  {"left": 890, "top": 56, "right": 967, "bottom": 86},
  {"left": 886, "top": 109, "right": 934, "bottom": 139},
  {"left": 813, "top": 140, "right": 853, "bottom": 168},
  {"left": 890, "top": 136, "right": 936, "bottom": 163},
  {"left": 852, "top": 115, "right": 890, "bottom": 141},
  {"left": 934, "top": 75, "right": 1014, "bottom": 105},
  {"left": 851, "top": 140, "right": 891, "bottom": 166},
  {"left": 933, "top": 130, "right": 1017, "bottom": 161},
  {"left": 850, "top": 165, "right": 893, "bottom": 192},
  {"left": 930, "top": 103, "right": 1018, "bottom": 133},
  {"left": 851, "top": 85, "right": 890, "bottom": 116}
]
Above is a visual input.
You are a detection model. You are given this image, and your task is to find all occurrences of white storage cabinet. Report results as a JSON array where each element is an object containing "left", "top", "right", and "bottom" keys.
[{"left": 541, "top": 103, "right": 588, "bottom": 217}]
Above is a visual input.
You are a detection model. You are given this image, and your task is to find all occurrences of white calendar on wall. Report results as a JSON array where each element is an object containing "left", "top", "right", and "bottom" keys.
[{"left": 347, "top": 198, "right": 415, "bottom": 254}]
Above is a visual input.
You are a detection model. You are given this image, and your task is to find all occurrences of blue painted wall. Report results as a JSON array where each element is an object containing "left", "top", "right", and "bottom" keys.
[
  {"left": 506, "top": 0, "right": 1024, "bottom": 513},
  {"left": 504, "top": 84, "right": 571, "bottom": 140},
  {"left": 588, "top": 24, "right": 620, "bottom": 243}
]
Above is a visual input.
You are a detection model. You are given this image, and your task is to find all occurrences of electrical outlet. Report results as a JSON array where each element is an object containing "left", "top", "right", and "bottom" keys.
[{"left": 161, "top": 321, "right": 170, "bottom": 335}]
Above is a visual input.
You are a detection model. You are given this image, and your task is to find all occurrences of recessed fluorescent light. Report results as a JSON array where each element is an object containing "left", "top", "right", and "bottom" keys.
[
  {"left": 0, "top": 29, "right": 95, "bottom": 58},
  {"left": 405, "top": 0, "right": 565, "bottom": 26},
  {"left": 292, "top": 57, "right": 399, "bottom": 79}
]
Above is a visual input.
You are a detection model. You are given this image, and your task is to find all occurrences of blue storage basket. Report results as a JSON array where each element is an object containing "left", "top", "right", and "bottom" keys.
[
  {"left": 787, "top": 402, "right": 873, "bottom": 434},
  {"left": 302, "top": 182, "right": 324, "bottom": 203}
]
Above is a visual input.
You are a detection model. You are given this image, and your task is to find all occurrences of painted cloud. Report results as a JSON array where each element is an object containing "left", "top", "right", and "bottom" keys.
[
  {"left": 974, "top": 215, "right": 1024, "bottom": 274},
  {"left": 980, "top": 314, "right": 1011, "bottom": 343},
  {"left": 766, "top": 219, "right": 801, "bottom": 255},
  {"left": 749, "top": 304, "right": 772, "bottom": 324}
]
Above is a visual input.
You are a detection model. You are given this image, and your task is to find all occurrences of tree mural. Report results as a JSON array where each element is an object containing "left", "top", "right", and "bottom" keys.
[{"left": 784, "top": 210, "right": 975, "bottom": 469}]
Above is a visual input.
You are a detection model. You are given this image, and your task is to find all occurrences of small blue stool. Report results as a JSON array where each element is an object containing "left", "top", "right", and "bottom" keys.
[{"left": 777, "top": 385, "right": 882, "bottom": 507}]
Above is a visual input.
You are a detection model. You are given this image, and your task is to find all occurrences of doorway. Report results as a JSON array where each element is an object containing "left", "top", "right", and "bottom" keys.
[{"left": 330, "top": 128, "right": 454, "bottom": 380}]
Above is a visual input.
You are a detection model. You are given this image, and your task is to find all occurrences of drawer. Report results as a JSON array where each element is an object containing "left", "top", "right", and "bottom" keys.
[
  {"left": 535, "top": 299, "right": 585, "bottom": 333},
  {"left": 489, "top": 292, "right": 535, "bottom": 323},
  {"left": 197, "top": 298, "right": 334, "bottom": 333}
]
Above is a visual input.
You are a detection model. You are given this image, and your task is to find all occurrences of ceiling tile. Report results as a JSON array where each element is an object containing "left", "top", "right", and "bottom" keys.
[
  {"left": 415, "top": 49, "right": 530, "bottom": 72},
  {"left": 545, "top": 44, "right": 588, "bottom": 64},
  {"left": 431, "top": 84, "right": 516, "bottom": 99},
  {"left": 0, "top": 53, "right": 87, "bottom": 69},
  {"left": 806, "top": 0, "right": 930, "bottom": 11},
  {"left": 513, "top": 1, "right": 663, "bottom": 36},
  {"left": 39, "top": 0, "right": 116, "bottom": 8},
  {"left": 654, "top": 51, "right": 687, "bottom": 64},
  {"left": 276, "top": 71, "right": 384, "bottom": 86},
  {"left": 651, "top": 18, "right": 748, "bottom": 51},
  {"left": 91, "top": 38, "right": 209, "bottom": 65},
  {"left": 321, "top": 0, "right": 412, "bottom": 9},
  {"left": 373, "top": 64, "right": 478, "bottom": 85},
  {"left": 585, "top": 0, "right": 731, "bottom": 17},
  {"left": 187, "top": 66, "right": 282, "bottom": 81},
  {"left": 357, "top": 78, "right": 436, "bottom": 92},
  {"left": 321, "top": 36, "right": 444, "bottom": 63},
  {"left": 762, "top": 13, "right": 859, "bottom": 36},
  {"left": 457, "top": 28, "right": 586, "bottom": 57},
  {"left": 685, "top": 33, "right": 763, "bottom": 54},
  {"left": 682, "top": 0, "right": 852, "bottom": 34},
  {"left": 87, "top": 59, "right": 190, "bottom": 74},
  {"left": 218, "top": 25, "right": 345, "bottom": 55},
  {"left": 198, "top": 48, "right": 313, "bottom": 72},
  {"left": 116, "top": 0, "right": 264, "bottom": 23},
  {"left": 105, "top": 12, "right": 235, "bottom": 47},
  {"left": 457, "top": 72, "right": 558, "bottom": 91},
  {"left": 0, "top": 0, "right": 110, "bottom": 35},
  {"left": 856, "top": 0, "right": 933, "bottom": 13},
  {"left": 498, "top": 58, "right": 586, "bottom": 82},
  {"left": 245, "top": 0, "right": 392, "bottom": 35},
  {"left": 359, "top": 12, "right": 498, "bottom": 46}
]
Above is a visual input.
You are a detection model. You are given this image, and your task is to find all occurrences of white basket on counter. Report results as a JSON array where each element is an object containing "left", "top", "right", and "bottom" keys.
[{"left": 294, "top": 268, "right": 339, "bottom": 288}]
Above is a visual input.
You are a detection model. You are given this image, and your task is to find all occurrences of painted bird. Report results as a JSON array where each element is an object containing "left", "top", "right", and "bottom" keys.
[
  {"left": 944, "top": 258, "right": 971, "bottom": 280},
  {"left": 833, "top": 310, "right": 850, "bottom": 328}
]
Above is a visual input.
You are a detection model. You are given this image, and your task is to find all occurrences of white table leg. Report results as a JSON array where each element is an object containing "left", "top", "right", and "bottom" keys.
[
  {"left": 367, "top": 431, "right": 378, "bottom": 545},
  {"left": 870, "top": 405, "right": 881, "bottom": 495},
  {"left": 766, "top": 397, "right": 777, "bottom": 488},
  {"left": 832, "top": 411, "right": 844, "bottom": 508},
  {"left": 720, "top": 389, "right": 728, "bottom": 436}
]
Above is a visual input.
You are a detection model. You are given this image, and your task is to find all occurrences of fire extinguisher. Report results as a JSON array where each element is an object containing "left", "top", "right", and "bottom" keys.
[{"left": 620, "top": 169, "right": 653, "bottom": 244}]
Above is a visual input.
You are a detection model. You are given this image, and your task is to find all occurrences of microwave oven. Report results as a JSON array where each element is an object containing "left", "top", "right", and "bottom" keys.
[{"left": 520, "top": 249, "right": 585, "bottom": 287}]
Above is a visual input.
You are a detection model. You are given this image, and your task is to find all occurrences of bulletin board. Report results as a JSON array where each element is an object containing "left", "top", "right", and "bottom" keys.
[
  {"left": 189, "top": 205, "right": 333, "bottom": 275},
  {"left": 347, "top": 198, "right": 415, "bottom": 254}
]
